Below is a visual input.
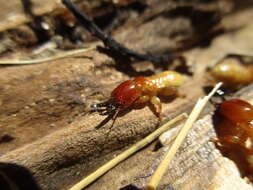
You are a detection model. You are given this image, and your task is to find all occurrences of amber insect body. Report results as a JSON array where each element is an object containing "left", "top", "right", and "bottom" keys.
[
  {"left": 91, "top": 71, "right": 183, "bottom": 119},
  {"left": 214, "top": 99, "right": 253, "bottom": 179},
  {"left": 210, "top": 59, "right": 253, "bottom": 85}
]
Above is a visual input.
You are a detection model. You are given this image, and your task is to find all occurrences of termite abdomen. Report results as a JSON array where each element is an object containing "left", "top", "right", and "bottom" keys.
[{"left": 209, "top": 55, "right": 253, "bottom": 86}]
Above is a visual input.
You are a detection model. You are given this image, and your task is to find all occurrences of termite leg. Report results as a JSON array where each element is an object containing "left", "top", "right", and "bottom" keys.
[
  {"left": 160, "top": 87, "right": 181, "bottom": 97},
  {"left": 212, "top": 136, "right": 240, "bottom": 148},
  {"left": 150, "top": 96, "right": 162, "bottom": 121},
  {"left": 133, "top": 95, "right": 150, "bottom": 106},
  {"left": 211, "top": 137, "right": 223, "bottom": 147},
  {"left": 211, "top": 137, "right": 219, "bottom": 144}
]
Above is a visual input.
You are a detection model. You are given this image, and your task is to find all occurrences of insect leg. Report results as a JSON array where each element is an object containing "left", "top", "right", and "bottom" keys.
[
  {"left": 133, "top": 95, "right": 150, "bottom": 106},
  {"left": 150, "top": 96, "right": 162, "bottom": 121}
]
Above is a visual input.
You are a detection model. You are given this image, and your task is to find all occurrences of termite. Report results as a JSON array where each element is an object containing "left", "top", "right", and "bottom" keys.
[
  {"left": 209, "top": 54, "right": 253, "bottom": 86},
  {"left": 91, "top": 71, "right": 183, "bottom": 121},
  {"left": 213, "top": 99, "right": 253, "bottom": 180}
]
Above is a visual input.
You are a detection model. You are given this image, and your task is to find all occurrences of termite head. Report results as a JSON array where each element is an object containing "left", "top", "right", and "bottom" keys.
[
  {"left": 111, "top": 79, "right": 142, "bottom": 110},
  {"left": 217, "top": 99, "right": 253, "bottom": 123},
  {"left": 91, "top": 79, "right": 142, "bottom": 115}
]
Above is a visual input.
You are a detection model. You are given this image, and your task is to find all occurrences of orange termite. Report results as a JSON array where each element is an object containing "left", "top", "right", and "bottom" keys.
[
  {"left": 91, "top": 71, "right": 183, "bottom": 120},
  {"left": 209, "top": 56, "right": 253, "bottom": 86},
  {"left": 213, "top": 99, "right": 253, "bottom": 180}
]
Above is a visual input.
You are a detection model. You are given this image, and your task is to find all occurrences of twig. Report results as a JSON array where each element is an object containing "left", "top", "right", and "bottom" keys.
[
  {"left": 68, "top": 113, "right": 187, "bottom": 190},
  {"left": 0, "top": 47, "right": 95, "bottom": 65},
  {"left": 146, "top": 82, "right": 223, "bottom": 190},
  {"left": 248, "top": 98, "right": 253, "bottom": 105},
  {"left": 62, "top": 0, "right": 176, "bottom": 64}
]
